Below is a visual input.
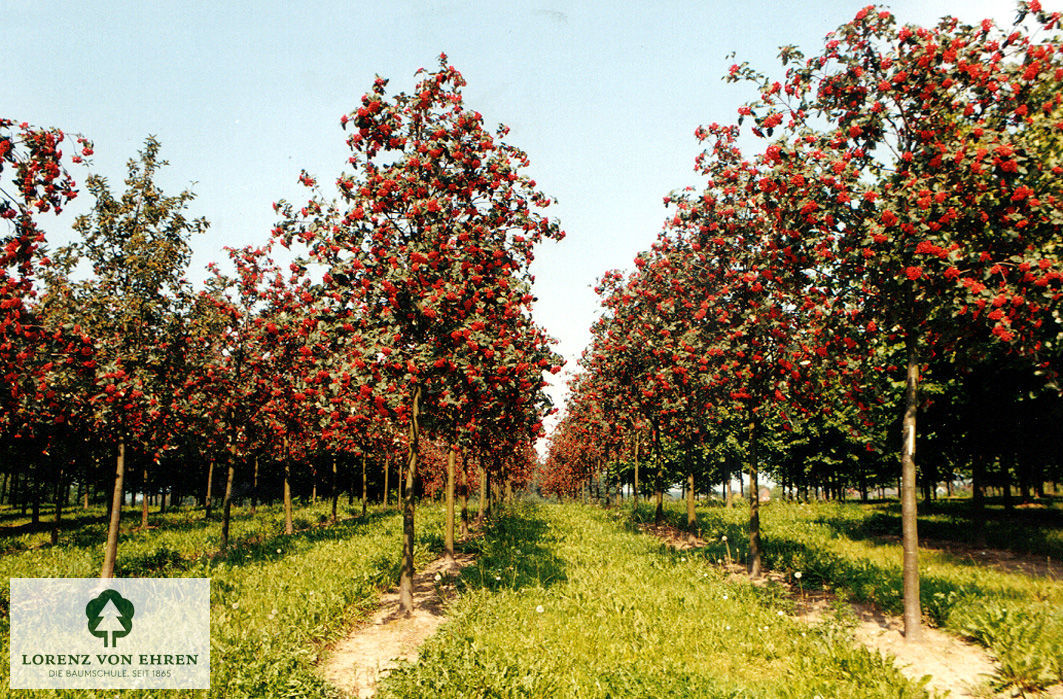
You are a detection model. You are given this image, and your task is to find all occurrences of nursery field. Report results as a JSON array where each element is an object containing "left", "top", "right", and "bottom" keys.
[{"left": 2, "top": 497, "right": 1062, "bottom": 697}]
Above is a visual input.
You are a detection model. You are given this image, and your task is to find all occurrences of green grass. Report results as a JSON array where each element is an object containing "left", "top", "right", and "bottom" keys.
[
  {"left": 0, "top": 500, "right": 446, "bottom": 698},
  {"left": 668, "top": 499, "right": 1063, "bottom": 695},
  {"left": 380, "top": 503, "right": 932, "bottom": 698},
  {"left": 6, "top": 498, "right": 1059, "bottom": 697}
]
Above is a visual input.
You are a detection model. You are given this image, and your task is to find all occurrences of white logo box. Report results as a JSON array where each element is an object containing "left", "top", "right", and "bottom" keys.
[{"left": 10, "top": 578, "right": 210, "bottom": 690}]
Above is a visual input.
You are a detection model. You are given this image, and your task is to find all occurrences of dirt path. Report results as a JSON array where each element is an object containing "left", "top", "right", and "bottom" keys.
[
  {"left": 789, "top": 590, "right": 998, "bottom": 697},
  {"left": 640, "top": 521, "right": 1007, "bottom": 698},
  {"left": 322, "top": 553, "right": 476, "bottom": 698}
]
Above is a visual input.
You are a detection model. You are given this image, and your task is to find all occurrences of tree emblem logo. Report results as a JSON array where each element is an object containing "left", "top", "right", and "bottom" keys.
[{"left": 85, "top": 589, "right": 134, "bottom": 647}]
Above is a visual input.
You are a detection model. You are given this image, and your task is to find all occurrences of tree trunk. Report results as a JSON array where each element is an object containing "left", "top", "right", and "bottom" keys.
[
  {"left": 140, "top": 460, "right": 150, "bottom": 529},
  {"left": 250, "top": 456, "right": 259, "bottom": 515},
  {"left": 653, "top": 424, "right": 664, "bottom": 525},
  {"left": 747, "top": 418, "right": 762, "bottom": 578},
  {"left": 331, "top": 456, "right": 339, "bottom": 523},
  {"left": 221, "top": 457, "right": 236, "bottom": 549},
  {"left": 283, "top": 456, "right": 294, "bottom": 535},
  {"left": 900, "top": 334, "right": 923, "bottom": 641},
  {"left": 361, "top": 453, "right": 368, "bottom": 517},
  {"left": 477, "top": 467, "right": 487, "bottom": 525},
  {"left": 31, "top": 467, "right": 40, "bottom": 526},
  {"left": 725, "top": 455, "right": 733, "bottom": 508},
  {"left": 460, "top": 461, "right": 469, "bottom": 539},
  {"left": 101, "top": 441, "right": 126, "bottom": 579},
  {"left": 633, "top": 432, "right": 640, "bottom": 508},
  {"left": 383, "top": 454, "right": 390, "bottom": 508},
  {"left": 50, "top": 463, "right": 64, "bottom": 546},
  {"left": 398, "top": 386, "right": 421, "bottom": 616},
  {"left": 687, "top": 470, "right": 696, "bottom": 529},
  {"left": 204, "top": 459, "right": 215, "bottom": 519},
  {"left": 445, "top": 446, "right": 455, "bottom": 562}
]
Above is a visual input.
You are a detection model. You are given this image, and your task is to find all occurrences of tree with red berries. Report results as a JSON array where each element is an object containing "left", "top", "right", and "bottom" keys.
[
  {"left": 276, "top": 55, "right": 563, "bottom": 614},
  {"left": 727, "top": 1, "right": 1063, "bottom": 635},
  {"left": 0, "top": 119, "right": 93, "bottom": 543},
  {"left": 67, "top": 136, "right": 207, "bottom": 578}
]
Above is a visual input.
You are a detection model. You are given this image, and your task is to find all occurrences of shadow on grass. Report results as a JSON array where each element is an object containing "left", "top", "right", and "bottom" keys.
[
  {"left": 809, "top": 499, "right": 1063, "bottom": 562},
  {"left": 112, "top": 509, "right": 399, "bottom": 577},
  {"left": 676, "top": 506, "right": 1034, "bottom": 625},
  {"left": 454, "top": 504, "right": 567, "bottom": 593}
]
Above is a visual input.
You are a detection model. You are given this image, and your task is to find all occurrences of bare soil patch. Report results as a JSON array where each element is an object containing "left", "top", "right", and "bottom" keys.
[
  {"left": 791, "top": 590, "right": 999, "bottom": 697},
  {"left": 640, "top": 522, "right": 1007, "bottom": 697},
  {"left": 636, "top": 521, "right": 707, "bottom": 550},
  {"left": 322, "top": 553, "right": 476, "bottom": 698}
]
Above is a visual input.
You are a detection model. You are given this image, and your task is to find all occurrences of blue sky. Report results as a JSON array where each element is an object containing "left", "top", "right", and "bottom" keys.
[{"left": 9, "top": 0, "right": 1040, "bottom": 432}]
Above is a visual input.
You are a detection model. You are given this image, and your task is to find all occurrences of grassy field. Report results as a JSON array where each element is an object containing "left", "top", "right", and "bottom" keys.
[
  {"left": 3, "top": 498, "right": 1062, "bottom": 697},
  {"left": 0, "top": 501, "right": 444, "bottom": 698},
  {"left": 657, "top": 499, "right": 1063, "bottom": 695},
  {"left": 381, "top": 503, "right": 929, "bottom": 698}
]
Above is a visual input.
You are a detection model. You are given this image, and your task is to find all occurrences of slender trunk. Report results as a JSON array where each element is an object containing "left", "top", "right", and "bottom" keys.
[
  {"left": 361, "top": 453, "right": 367, "bottom": 517},
  {"left": 31, "top": 467, "right": 40, "bottom": 526},
  {"left": 331, "top": 456, "right": 338, "bottom": 523},
  {"left": 51, "top": 462, "right": 64, "bottom": 546},
  {"left": 687, "top": 470, "right": 696, "bottom": 529},
  {"left": 633, "top": 432, "right": 640, "bottom": 508},
  {"left": 140, "top": 460, "right": 150, "bottom": 529},
  {"left": 900, "top": 334, "right": 923, "bottom": 641},
  {"left": 283, "top": 456, "right": 294, "bottom": 535},
  {"left": 383, "top": 454, "right": 390, "bottom": 508},
  {"left": 101, "top": 441, "right": 126, "bottom": 579},
  {"left": 204, "top": 459, "right": 215, "bottom": 519},
  {"left": 748, "top": 418, "right": 762, "bottom": 578},
  {"left": 250, "top": 456, "right": 259, "bottom": 515},
  {"left": 460, "top": 464, "right": 469, "bottom": 539},
  {"left": 445, "top": 446, "right": 455, "bottom": 562},
  {"left": 653, "top": 424, "right": 664, "bottom": 525},
  {"left": 725, "top": 455, "right": 733, "bottom": 508},
  {"left": 485, "top": 469, "right": 493, "bottom": 519},
  {"left": 477, "top": 467, "right": 487, "bottom": 525},
  {"left": 221, "top": 456, "right": 236, "bottom": 549},
  {"left": 14, "top": 470, "right": 24, "bottom": 514},
  {"left": 398, "top": 386, "right": 421, "bottom": 616}
]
